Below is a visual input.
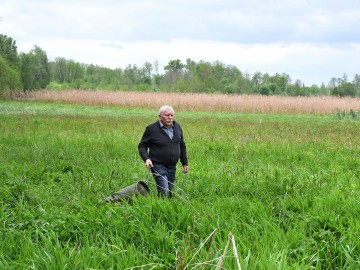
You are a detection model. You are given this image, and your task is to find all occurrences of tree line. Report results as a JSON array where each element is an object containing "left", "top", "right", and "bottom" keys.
[{"left": 1, "top": 34, "right": 359, "bottom": 98}]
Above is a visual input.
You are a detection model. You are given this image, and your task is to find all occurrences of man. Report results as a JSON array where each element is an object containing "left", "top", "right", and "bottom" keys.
[{"left": 138, "top": 105, "right": 189, "bottom": 198}]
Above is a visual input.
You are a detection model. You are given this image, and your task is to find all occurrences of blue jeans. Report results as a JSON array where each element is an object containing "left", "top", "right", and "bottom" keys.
[{"left": 151, "top": 164, "right": 176, "bottom": 198}]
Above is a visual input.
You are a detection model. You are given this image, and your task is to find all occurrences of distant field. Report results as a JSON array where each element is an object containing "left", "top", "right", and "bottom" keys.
[
  {"left": 17, "top": 89, "right": 360, "bottom": 114},
  {"left": 0, "top": 99, "right": 359, "bottom": 269}
]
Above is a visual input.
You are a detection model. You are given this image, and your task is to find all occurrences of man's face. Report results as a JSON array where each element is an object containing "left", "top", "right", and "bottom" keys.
[{"left": 159, "top": 109, "right": 174, "bottom": 127}]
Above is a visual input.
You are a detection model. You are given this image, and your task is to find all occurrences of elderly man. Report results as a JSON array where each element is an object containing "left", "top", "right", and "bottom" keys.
[{"left": 138, "top": 105, "right": 189, "bottom": 198}]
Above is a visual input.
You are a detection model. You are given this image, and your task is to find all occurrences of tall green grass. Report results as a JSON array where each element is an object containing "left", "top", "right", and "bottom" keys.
[{"left": 0, "top": 100, "right": 359, "bottom": 269}]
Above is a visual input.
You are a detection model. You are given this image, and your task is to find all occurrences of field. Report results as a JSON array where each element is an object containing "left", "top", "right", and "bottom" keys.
[
  {"left": 1, "top": 91, "right": 360, "bottom": 269},
  {"left": 15, "top": 89, "right": 360, "bottom": 114}
]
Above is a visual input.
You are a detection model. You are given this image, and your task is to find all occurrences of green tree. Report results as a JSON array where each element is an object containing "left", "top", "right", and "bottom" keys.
[
  {"left": 51, "top": 57, "right": 67, "bottom": 83},
  {"left": 163, "top": 59, "right": 185, "bottom": 88},
  {"left": 288, "top": 79, "right": 306, "bottom": 96},
  {"left": 222, "top": 64, "right": 244, "bottom": 94},
  {"left": 251, "top": 71, "right": 263, "bottom": 87},
  {"left": 0, "top": 34, "right": 22, "bottom": 97},
  {"left": 308, "top": 84, "right": 320, "bottom": 96},
  {"left": 352, "top": 74, "right": 360, "bottom": 96},
  {"left": 0, "top": 34, "right": 20, "bottom": 69},
  {"left": 20, "top": 46, "right": 50, "bottom": 90},
  {"left": 164, "top": 59, "right": 184, "bottom": 72},
  {"left": 19, "top": 52, "right": 34, "bottom": 90},
  {"left": 124, "top": 64, "right": 139, "bottom": 87},
  {"left": 271, "top": 73, "right": 290, "bottom": 94},
  {"left": 257, "top": 83, "right": 278, "bottom": 95},
  {"left": 67, "top": 60, "right": 84, "bottom": 84},
  {"left": 331, "top": 82, "right": 356, "bottom": 97},
  {"left": 33, "top": 46, "right": 50, "bottom": 88},
  {"left": 328, "top": 74, "right": 357, "bottom": 97},
  {"left": 318, "top": 83, "right": 329, "bottom": 96},
  {"left": 192, "top": 60, "right": 216, "bottom": 92},
  {"left": 142, "top": 61, "right": 153, "bottom": 84},
  {"left": 0, "top": 55, "right": 22, "bottom": 98}
]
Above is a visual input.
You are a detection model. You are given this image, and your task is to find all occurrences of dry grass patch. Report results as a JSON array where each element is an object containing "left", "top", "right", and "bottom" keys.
[{"left": 19, "top": 90, "right": 360, "bottom": 114}]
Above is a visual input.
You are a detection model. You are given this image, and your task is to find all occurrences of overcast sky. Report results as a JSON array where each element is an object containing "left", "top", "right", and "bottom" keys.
[{"left": 2, "top": 0, "right": 360, "bottom": 86}]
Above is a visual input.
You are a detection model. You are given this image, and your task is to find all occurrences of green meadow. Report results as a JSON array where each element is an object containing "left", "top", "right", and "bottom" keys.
[{"left": 0, "top": 100, "right": 359, "bottom": 269}]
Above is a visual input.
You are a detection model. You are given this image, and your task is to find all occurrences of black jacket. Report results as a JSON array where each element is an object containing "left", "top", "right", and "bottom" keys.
[{"left": 138, "top": 120, "right": 188, "bottom": 167}]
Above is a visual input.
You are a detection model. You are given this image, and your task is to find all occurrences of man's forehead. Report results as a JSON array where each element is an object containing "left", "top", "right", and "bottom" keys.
[{"left": 162, "top": 109, "right": 174, "bottom": 114}]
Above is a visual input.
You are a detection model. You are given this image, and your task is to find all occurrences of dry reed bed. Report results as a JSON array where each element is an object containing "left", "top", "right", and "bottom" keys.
[{"left": 22, "top": 90, "right": 360, "bottom": 114}]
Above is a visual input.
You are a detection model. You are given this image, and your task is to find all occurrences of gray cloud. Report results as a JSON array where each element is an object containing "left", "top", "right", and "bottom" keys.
[
  {"left": 5, "top": 0, "right": 359, "bottom": 43},
  {"left": 1, "top": 0, "right": 360, "bottom": 85}
]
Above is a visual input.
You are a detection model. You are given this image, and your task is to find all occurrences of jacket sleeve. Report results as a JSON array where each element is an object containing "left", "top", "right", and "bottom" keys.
[
  {"left": 138, "top": 126, "right": 151, "bottom": 162},
  {"left": 179, "top": 126, "right": 188, "bottom": 166}
]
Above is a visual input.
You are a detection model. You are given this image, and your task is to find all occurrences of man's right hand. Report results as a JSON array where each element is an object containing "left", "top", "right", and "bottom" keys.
[{"left": 145, "top": 159, "right": 153, "bottom": 168}]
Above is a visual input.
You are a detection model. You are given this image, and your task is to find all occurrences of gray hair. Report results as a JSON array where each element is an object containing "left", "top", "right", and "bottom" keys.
[{"left": 159, "top": 105, "right": 174, "bottom": 115}]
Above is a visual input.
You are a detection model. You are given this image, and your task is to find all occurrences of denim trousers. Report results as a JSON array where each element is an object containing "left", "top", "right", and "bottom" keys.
[{"left": 151, "top": 164, "right": 176, "bottom": 198}]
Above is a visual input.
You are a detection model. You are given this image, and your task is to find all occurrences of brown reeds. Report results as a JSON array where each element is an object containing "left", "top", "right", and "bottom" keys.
[{"left": 19, "top": 90, "right": 360, "bottom": 114}]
